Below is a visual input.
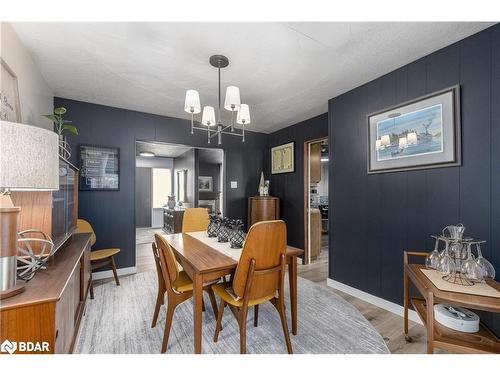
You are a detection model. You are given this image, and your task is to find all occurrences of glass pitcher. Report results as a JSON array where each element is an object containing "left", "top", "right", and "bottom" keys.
[{"left": 443, "top": 224, "right": 465, "bottom": 240}]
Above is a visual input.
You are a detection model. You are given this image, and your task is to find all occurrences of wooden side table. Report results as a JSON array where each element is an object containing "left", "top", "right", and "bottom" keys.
[{"left": 404, "top": 251, "right": 500, "bottom": 354}]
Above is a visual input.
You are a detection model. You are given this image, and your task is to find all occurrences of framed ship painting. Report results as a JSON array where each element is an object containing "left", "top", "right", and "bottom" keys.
[
  {"left": 367, "top": 85, "right": 461, "bottom": 174},
  {"left": 272, "top": 142, "right": 295, "bottom": 174}
]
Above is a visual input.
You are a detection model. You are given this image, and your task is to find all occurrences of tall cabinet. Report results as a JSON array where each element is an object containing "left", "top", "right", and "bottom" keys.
[{"left": 247, "top": 196, "right": 280, "bottom": 228}]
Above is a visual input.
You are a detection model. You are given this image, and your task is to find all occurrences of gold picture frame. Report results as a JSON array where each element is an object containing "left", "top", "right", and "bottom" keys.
[
  {"left": 271, "top": 142, "right": 295, "bottom": 174},
  {"left": 1, "top": 58, "right": 22, "bottom": 123}
]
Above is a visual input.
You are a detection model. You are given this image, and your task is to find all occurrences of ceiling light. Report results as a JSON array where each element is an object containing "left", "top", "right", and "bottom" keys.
[
  {"left": 139, "top": 151, "right": 155, "bottom": 157},
  {"left": 184, "top": 55, "right": 250, "bottom": 145}
]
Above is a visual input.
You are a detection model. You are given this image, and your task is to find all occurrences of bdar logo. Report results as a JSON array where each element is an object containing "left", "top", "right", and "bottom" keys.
[{"left": 1, "top": 339, "right": 17, "bottom": 354}]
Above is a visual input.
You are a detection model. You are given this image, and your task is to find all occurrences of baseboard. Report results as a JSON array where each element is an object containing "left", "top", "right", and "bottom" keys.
[
  {"left": 92, "top": 266, "right": 137, "bottom": 281},
  {"left": 327, "top": 278, "right": 422, "bottom": 325}
]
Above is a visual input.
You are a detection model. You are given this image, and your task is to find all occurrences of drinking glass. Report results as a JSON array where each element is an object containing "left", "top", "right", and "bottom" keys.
[
  {"left": 476, "top": 243, "right": 495, "bottom": 279},
  {"left": 461, "top": 243, "right": 484, "bottom": 282},
  {"left": 438, "top": 240, "right": 455, "bottom": 276},
  {"left": 426, "top": 237, "right": 441, "bottom": 269}
]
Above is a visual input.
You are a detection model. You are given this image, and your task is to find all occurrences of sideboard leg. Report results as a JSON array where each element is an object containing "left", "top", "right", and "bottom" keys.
[
  {"left": 426, "top": 292, "right": 434, "bottom": 354},
  {"left": 403, "top": 269, "right": 409, "bottom": 337}
]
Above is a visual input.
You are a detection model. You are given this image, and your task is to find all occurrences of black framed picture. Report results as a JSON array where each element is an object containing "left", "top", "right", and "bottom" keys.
[
  {"left": 367, "top": 85, "right": 461, "bottom": 174},
  {"left": 79, "top": 144, "right": 120, "bottom": 190}
]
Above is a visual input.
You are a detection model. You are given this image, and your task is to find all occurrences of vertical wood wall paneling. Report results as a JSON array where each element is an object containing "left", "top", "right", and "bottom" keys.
[
  {"left": 265, "top": 113, "right": 328, "bottom": 249},
  {"left": 490, "top": 26, "right": 500, "bottom": 335},
  {"left": 328, "top": 24, "right": 500, "bottom": 335},
  {"left": 56, "top": 98, "right": 267, "bottom": 270}
]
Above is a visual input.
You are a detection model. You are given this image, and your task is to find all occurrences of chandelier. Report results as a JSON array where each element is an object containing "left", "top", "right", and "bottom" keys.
[{"left": 184, "top": 55, "right": 250, "bottom": 145}]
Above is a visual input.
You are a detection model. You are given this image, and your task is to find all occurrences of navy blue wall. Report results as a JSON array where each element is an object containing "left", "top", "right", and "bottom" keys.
[
  {"left": 329, "top": 24, "right": 500, "bottom": 333},
  {"left": 55, "top": 98, "right": 267, "bottom": 270},
  {"left": 265, "top": 113, "right": 328, "bottom": 249}
]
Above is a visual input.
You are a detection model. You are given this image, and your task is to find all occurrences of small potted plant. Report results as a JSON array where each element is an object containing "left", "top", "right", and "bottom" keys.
[{"left": 43, "top": 107, "right": 78, "bottom": 159}]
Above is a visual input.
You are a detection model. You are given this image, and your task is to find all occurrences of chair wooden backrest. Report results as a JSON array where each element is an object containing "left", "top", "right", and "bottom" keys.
[
  {"left": 154, "top": 233, "right": 180, "bottom": 289},
  {"left": 76, "top": 219, "right": 97, "bottom": 247},
  {"left": 152, "top": 242, "right": 166, "bottom": 295},
  {"left": 232, "top": 220, "right": 287, "bottom": 300},
  {"left": 182, "top": 208, "right": 209, "bottom": 233}
]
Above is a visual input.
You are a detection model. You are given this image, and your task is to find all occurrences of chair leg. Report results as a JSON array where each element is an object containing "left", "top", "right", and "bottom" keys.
[
  {"left": 151, "top": 290, "right": 163, "bottom": 328},
  {"left": 276, "top": 297, "right": 293, "bottom": 354},
  {"left": 254, "top": 305, "right": 259, "bottom": 327},
  {"left": 239, "top": 307, "right": 249, "bottom": 354},
  {"left": 110, "top": 256, "right": 120, "bottom": 286},
  {"left": 161, "top": 301, "right": 176, "bottom": 353},
  {"left": 89, "top": 282, "right": 94, "bottom": 300},
  {"left": 207, "top": 288, "right": 219, "bottom": 318},
  {"left": 214, "top": 299, "right": 226, "bottom": 343}
]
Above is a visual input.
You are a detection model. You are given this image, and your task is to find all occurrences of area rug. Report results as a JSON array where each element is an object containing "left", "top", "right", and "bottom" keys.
[{"left": 75, "top": 271, "right": 389, "bottom": 354}]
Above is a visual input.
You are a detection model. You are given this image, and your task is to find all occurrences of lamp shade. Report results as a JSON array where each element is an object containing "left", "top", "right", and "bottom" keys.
[
  {"left": 201, "top": 106, "right": 216, "bottom": 126},
  {"left": 0, "top": 121, "right": 59, "bottom": 191},
  {"left": 224, "top": 86, "right": 241, "bottom": 111},
  {"left": 184, "top": 89, "right": 201, "bottom": 114},
  {"left": 236, "top": 104, "right": 251, "bottom": 125}
]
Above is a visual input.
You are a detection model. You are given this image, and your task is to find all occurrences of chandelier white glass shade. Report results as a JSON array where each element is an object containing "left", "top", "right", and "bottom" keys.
[
  {"left": 237, "top": 104, "right": 251, "bottom": 125},
  {"left": 183, "top": 55, "right": 250, "bottom": 144},
  {"left": 224, "top": 86, "right": 241, "bottom": 111},
  {"left": 184, "top": 90, "right": 201, "bottom": 114},
  {"left": 202, "top": 106, "right": 216, "bottom": 126}
]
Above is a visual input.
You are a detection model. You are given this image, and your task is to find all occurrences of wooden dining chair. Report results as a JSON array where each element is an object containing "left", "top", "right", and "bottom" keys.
[
  {"left": 75, "top": 219, "right": 120, "bottom": 299},
  {"left": 212, "top": 220, "right": 293, "bottom": 354},
  {"left": 182, "top": 207, "right": 209, "bottom": 232},
  {"left": 150, "top": 241, "right": 198, "bottom": 328},
  {"left": 153, "top": 233, "right": 219, "bottom": 353}
]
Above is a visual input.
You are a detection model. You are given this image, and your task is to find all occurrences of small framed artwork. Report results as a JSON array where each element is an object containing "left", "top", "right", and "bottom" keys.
[
  {"left": 272, "top": 142, "right": 295, "bottom": 174},
  {"left": 367, "top": 85, "right": 461, "bottom": 174},
  {"left": 198, "top": 176, "right": 213, "bottom": 192},
  {"left": 1, "top": 58, "right": 22, "bottom": 122},
  {"left": 79, "top": 144, "right": 120, "bottom": 190}
]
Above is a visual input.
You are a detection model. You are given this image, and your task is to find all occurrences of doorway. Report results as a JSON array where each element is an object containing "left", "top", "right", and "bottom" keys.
[
  {"left": 134, "top": 140, "right": 224, "bottom": 271},
  {"left": 304, "top": 137, "right": 329, "bottom": 266}
]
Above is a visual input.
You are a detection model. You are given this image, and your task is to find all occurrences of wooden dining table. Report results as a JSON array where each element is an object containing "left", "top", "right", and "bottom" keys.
[{"left": 161, "top": 232, "right": 304, "bottom": 354}]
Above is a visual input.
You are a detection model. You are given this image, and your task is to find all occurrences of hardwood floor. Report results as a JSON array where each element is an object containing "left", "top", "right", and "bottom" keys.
[{"left": 135, "top": 228, "right": 429, "bottom": 353}]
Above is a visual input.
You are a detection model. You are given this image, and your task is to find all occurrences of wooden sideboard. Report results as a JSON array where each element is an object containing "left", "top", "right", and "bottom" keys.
[
  {"left": 247, "top": 196, "right": 280, "bottom": 228},
  {"left": 0, "top": 233, "right": 92, "bottom": 354},
  {"left": 164, "top": 208, "right": 184, "bottom": 234}
]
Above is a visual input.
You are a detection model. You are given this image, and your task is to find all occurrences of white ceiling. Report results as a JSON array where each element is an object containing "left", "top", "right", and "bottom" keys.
[
  {"left": 136, "top": 141, "right": 191, "bottom": 158},
  {"left": 11, "top": 22, "right": 494, "bottom": 133}
]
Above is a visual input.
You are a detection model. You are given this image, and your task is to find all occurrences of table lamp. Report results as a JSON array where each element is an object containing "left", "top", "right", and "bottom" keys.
[{"left": 0, "top": 120, "right": 59, "bottom": 299}]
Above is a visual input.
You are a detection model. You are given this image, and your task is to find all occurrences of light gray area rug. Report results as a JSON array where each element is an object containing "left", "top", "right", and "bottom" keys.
[{"left": 76, "top": 272, "right": 389, "bottom": 354}]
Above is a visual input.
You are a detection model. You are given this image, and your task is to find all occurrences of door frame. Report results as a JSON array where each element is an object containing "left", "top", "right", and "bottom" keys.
[{"left": 303, "top": 136, "right": 328, "bottom": 265}]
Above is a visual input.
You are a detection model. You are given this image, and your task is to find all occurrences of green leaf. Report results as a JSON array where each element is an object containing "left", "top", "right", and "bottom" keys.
[
  {"left": 43, "top": 114, "right": 59, "bottom": 122},
  {"left": 62, "top": 124, "right": 78, "bottom": 135},
  {"left": 54, "top": 107, "right": 67, "bottom": 115}
]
